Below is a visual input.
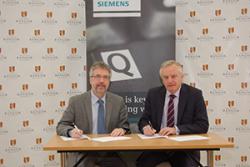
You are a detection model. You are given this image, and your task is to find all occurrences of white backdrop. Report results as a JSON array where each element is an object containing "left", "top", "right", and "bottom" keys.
[
  {"left": 0, "top": 0, "right": 86, "bottom": 166},
  {"left": 176, "top": 0, "right": 250, "bottom": 166}
]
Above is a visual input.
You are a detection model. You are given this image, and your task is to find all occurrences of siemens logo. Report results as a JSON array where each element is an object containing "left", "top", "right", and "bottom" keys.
[{"left": 97, "top": 1, "right": 129, "bottom": 7}]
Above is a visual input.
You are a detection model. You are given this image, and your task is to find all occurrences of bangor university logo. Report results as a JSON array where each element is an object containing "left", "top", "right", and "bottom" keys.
[
  {"left": 23, "top": 157, "right": 30, "bottom": 163},
  {"left": 215, "top": 9, "right": 222, "bottom": 16},
  {"left": 9, "top": 66, "right": 15, "bottom": 72},
  {"left": 189, "top": 82, "right": 196, "bottom": 87},
  {"left": 241, "top": 119, "right": 248, "bottom": 126},
  {"left": 72, "top": 82, "right": 78, "bottom": 89},
  {"left": 60, "top": 65, "right": 65, "bottom": 72},
  {"left": 215, "top": 46, "right": 222, "bottom": 53},
  {"left": 0, "top": 84, "right": 2, "bottom": 91},
  {"left": 241, "top": 82, "right": 247, "bottom": 89},
  {"left": 10, "top": 139, "right": 16, "bottom": 146},
  {"left": 47, "top": 48, "right": 53, "bottom": 54},
  {"left": 49, "top": 155, "right": 55, "bottom": 161},
  {"left": 71, "top": 48, "right": 77, "bottom": 54},
  {"left": 189, "top": 47, "right": 196, "bottom": 53},
  {"left": 241, "top": 45, "right": 247, "bottom": 52},
  {"left": 8, "top": 29, "right": 15, "bottom": 36},
  {"left": 82, "top": 31, "right": 86, "bottom": 37},
  {"left": 60, "top": 101, "right": 66, "bottom": 107},
  {"left": 0, "top": 121, "right": 3, "bottom": 128},
  {"left": 71, "top": 12, "right": 77, "bottom": 19},
  {"left": 22, "top": 84, "right": 29, "bottom": 91},
  {"left": 23, "top": 120, "right": 29, "bottom": 127},
  {"left": 9, "top": 102, "right": 16, "bottom": 109},
  {"left": 34, "top": 29, "right": 40, "bottom": 36},
  {"left": 202, "top": 28, "right": 208, "bottom": 35},
  {"left": 228, "top": 100, "right": 235, "bottom": 108},
  {"left": 202, "top": 64, "right": 208, "bottom": 71},
  {"left": 228, "top": 137, "right": 234, "bottom": 143},
  {"left": 21, "top": 48, "right": 28, "bottom": 54},
  {"left": 241, "top": 156, "right": 247, "bottom": 162},
  {"left": 21, "top": 11, "right": 27, "bottom": 17},
  {"left": 205, "top": 100, "right": 208, "bottom": 107},
  {"left": 176, "top": 29, "right": 183, "bottom": 36},
  {"left": 46, "top": 11, "right": 53, "bottom": 18},
  {"left": 35, "top": 65, "right": 41, "bottom": 72},
  {"left": 228, "top": 27, "right": 234, "bottom": 34},
  {"left": 0, "top": 158, "right": 3, "bottom": 165},
  {"left": 215, "top": 118, "right": 222, "bottom": 125},
  {"left": 48, "top": 119, "right": 54, "bottom": 126},
  {"left": 36, "top": 138, "right": 42, "bottom": 144},
  {"left": 189, "top": 11, "right": 196, "bottom": 17},
  {"left": 59, "top": 30, "right": 65, "bottom": 36},
  {"left": 215, "top": 82, "right": 222, "bottom": 89},
  {"left": 241, "top": 8, "right": 248, "bottom": 15},
  {"left": 215, "top": 155, "right": 221, "bottom": 161},
  {"left": 35, "top": 101, "right": 42, "bottom": 108},
  {"left": 228, "top": 64, "right": 234, "bottom": 70},
  {"left": 48, "top": 83, "right": 54, "bottom": 90}
]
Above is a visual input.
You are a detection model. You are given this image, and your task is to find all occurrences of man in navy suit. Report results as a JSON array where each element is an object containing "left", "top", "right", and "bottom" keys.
[{"left": 137, "top": 60, "right": 209, "bottom": 167}]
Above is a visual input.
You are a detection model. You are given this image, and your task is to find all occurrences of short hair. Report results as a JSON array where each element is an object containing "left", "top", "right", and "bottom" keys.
[
  {"left": 89, "top": 61, "right": 112, "bottom": 77},
  {"left": 159, "top": 60, "right": 183, "bottom": 77}
]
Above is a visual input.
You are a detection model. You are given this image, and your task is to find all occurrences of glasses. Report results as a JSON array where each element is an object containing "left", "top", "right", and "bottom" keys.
[{"left": 91, "top": 75, "right": 110, "bottom": 80}]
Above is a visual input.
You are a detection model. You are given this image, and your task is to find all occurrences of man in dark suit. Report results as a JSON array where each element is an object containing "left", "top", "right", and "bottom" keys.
[
  {"left": 137, "top": 60, "right": 209, "bottom": 167},
  {"left": 57, "top": 62, "right": 130, "bottom": 167}
]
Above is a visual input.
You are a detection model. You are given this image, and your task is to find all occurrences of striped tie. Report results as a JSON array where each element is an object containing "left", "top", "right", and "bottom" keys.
[{"left": 167, "top": 94, "right": 176, "bottom": 127}]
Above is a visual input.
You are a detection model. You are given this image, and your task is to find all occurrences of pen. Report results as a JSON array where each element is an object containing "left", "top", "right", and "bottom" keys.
[
  {"left": 73, "top": 124, "right": 80, "bottom": 132},
  {"left": 73, "top": 124, "right": 91, "bottom": 140}
]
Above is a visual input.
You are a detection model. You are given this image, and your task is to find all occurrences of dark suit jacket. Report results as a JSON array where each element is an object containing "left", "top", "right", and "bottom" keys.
[
  {"left": 138, "top": 83, "right": 209, "bottom": 134},
  {"left": 57, "top": 91, "right": 130, "bottom": 136}
]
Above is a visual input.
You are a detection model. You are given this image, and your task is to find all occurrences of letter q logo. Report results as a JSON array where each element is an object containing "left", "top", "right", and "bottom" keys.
[{"left": 101, "top": 49, "right": 142, "bottom": 82}]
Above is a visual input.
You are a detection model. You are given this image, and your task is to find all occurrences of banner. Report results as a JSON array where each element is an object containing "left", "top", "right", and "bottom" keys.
[{"left": 86, "top": 0, "right": 176, "bottom": 130}]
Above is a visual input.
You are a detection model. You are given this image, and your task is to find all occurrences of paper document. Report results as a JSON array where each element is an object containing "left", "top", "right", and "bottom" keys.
[
  {"left": 168, "top": 135, "right": 208, "bottom": 142},
  {"left": 60, "top": 135, "right": 91, "bottom": 141},
  {"left": 137, "top": 134, "right": 168, "bottom": 139},
  {"left": 91, "top": 136, "right": 131, "bottom": 142}
]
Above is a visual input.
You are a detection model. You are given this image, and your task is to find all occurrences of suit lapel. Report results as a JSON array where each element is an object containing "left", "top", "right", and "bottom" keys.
[
  {"left": 105, "top": 93, "right": 112, "bottom": 132},
  {"left": 84, "top": 91, "right": 93, "bottom": 132},
  {"left": 157, "top": 87, "right": 166, "bottom": 129},
  {"left": 178, "top": 84, "right": 187, "bottom": 124}
]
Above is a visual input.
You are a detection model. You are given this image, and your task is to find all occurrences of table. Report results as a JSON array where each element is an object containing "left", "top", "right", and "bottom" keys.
[{"left": 43, "top": 132, "right": 234, "bottom": 167}]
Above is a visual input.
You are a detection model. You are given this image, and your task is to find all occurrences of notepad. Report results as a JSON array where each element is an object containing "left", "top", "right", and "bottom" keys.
[
  {"left": 91, "top": 136, "right": 131, "bottom": 142},
  {"left": 168, "top": 135, "right": 208, "bottom": 142},
  {"left": 60, "top": 135, "right": 91, "bottom": 141},
  {"left": 137, "top": 134, "right": 168, "bottom": 139}
]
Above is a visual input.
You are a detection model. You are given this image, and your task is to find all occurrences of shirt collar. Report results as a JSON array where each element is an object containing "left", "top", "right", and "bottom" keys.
[
  {"left": 91, "top": 90, "right": 106, "bottom": 105},
  {"left": 167, "top": 87, "right": 181, "bottom": 98}
]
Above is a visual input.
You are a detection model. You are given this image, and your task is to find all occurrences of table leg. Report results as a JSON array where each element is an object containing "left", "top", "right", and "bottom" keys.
[
  {"left": 60, "top": 152, "right": 66, "bottom": 167},
  {"left": 207, "top": 150, "right": 214, "bottom": 167}
]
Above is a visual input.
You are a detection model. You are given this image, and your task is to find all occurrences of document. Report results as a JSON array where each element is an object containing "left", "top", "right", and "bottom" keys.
[
  {"left": 91, "top": 136, "right": 131, "bottom": 142},
  {"left": 60, "top": 135, "right": 91, "bottom": 141},
  {"left": 168, "top": 135, "right": 209, "bottom": 142},
  {"left": 137, "top": 134, "right": 168, "bottom": 139}
]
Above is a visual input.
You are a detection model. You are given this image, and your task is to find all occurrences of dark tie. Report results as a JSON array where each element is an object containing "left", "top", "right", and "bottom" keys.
[
  {"left": 167, "top": 94, "right": 176, "bottom": 127},
  {"left": 97, "top": 99, "right": 106, "bottom": 134}
]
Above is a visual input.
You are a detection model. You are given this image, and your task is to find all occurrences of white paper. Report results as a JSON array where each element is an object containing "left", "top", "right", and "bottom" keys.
[
  {"left": 137, "top": 134, "right": 168, "bottom": 139},
  {"left": 60, "top": 135, "right": 91, "bottom": 141},
  {"left": 168, "top": 135, "right": 208, "bottom": 142},
  {"left": 91, "top": 136, "right": 131, "bottom": 142}
]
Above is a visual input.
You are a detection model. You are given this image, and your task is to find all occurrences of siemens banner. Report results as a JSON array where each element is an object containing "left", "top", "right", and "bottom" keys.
[{"left": 93, "top": 0, "right": 141, "bottom": 17}]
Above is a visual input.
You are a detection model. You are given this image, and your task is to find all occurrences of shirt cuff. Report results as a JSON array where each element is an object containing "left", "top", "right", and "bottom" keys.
[{"left": 175, "top": 125, "right": 180, "bottom": 135}]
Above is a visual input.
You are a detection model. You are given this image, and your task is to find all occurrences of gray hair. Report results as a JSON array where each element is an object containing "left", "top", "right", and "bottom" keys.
[
  {"left": 89, "top": 61, "right": 112, "bottom": 77},
  {"left": 159, "top": 60, "right": 183, "bottom": 77}
]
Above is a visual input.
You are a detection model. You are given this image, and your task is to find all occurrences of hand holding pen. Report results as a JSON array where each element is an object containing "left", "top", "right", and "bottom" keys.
[
  {"left": 142, "top": 121, "right": 156, "bottom": 136},
  {"left": 69, "top": 124, "right": 83, "bottom": 138}
]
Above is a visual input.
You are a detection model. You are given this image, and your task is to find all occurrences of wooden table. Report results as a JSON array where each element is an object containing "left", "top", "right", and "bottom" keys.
[{"left": 44, "top": 133, "right": 234, "bottom": 167}]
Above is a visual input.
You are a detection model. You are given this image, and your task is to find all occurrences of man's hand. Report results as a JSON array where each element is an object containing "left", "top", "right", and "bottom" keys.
[
  {"left": 159, "top": 127, "right": 176, "bottom": 136},
  {"left": 69, "top": 128, "right": 83, "bottom": 138},
  {"left": 110, "top": 128, "right": 126, "bottom": 136},
  {"left": 143, "top": 125, "right": 156, "bottom": 136}
]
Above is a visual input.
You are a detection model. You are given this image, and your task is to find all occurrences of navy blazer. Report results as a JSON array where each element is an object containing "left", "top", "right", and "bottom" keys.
[{"left": 138, "top": 83, "right": 209, "bottom": 134}]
